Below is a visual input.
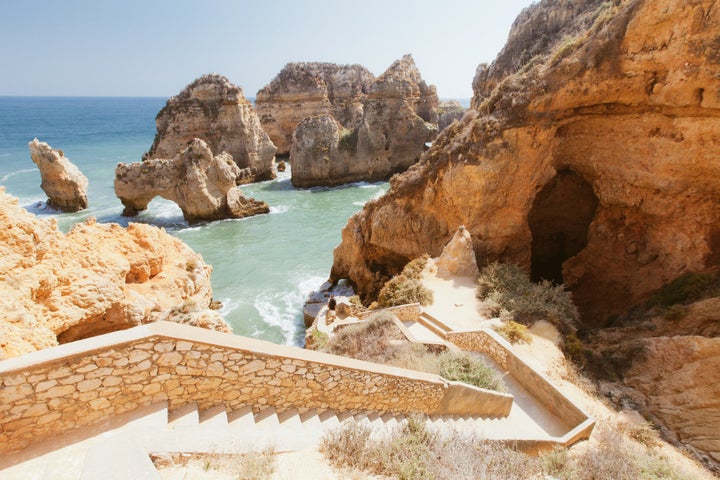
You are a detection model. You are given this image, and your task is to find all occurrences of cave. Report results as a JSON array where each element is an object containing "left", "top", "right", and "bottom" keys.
[{"left": 529, "top": 169, "right": 598, "bottom": 284}]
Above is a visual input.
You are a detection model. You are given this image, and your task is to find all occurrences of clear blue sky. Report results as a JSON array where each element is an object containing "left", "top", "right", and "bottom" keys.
[{"left": 1, "top": 0, "right": 533, "bottom": 99}]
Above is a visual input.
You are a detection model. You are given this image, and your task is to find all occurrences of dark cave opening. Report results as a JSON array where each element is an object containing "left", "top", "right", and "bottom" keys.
[{"left": 529, "top": 169, "right": 598, "bottom": 284}]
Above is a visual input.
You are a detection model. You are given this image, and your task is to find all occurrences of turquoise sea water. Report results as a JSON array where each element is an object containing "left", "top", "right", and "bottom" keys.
[{"left": 0, "top": 97, "right": 387, "bottom": 346}]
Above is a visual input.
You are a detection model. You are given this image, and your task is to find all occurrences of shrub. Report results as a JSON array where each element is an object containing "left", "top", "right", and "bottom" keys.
[
  {"left": 319, "top": 421, "right": 372, "bottom": 470},
  {"left": 493, "top": 320, "right": 532, "bottom": 344},
  {"left": 663, "top": 304, "right": 687, "bottom": 321},
  {"left": 477, "top": 262, "right": 579, "bottom": 333},
  {"left": 648, "top": 271, "right": 719, "bottom": 307},
  {"left": 376, "top": 255, "right": 433, "bottom": 307},
  {"left": 321, "top": 315, "right": 506, "bottom": 392},
  {"left": 437, "top": 351, "right": 507, "bottom": 392}
]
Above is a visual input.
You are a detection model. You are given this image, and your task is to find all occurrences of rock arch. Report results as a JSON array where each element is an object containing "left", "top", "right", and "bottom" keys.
[{"left": 528, "top": 169, "right": 598, "bottom": 284}]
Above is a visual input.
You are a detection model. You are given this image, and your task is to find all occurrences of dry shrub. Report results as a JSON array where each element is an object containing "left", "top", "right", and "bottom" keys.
[
  {"left": 152, "top": 449, "right": 276, "bottom": 480},
  {"left": 477, "top": 262, "right": 579, "bottom": 334},
  {"left": 493, "top": 320, "right": 532, "bottom": 344},
  {"left": 376, "top": 255, "right": 433, "bottom": 307},
  {"left": 322, "top": 314, "right": 506, "bottom": 392}
]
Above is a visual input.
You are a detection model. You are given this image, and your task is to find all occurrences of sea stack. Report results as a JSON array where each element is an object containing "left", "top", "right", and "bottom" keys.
[
  {"left": 146, "top": 74, "right": 276, "bottom": 182},
  {"left": 289, "top": 54, "right": 439, "bottom": 188},
  {"left": 28, "top": 139, "right": 89, "bottom": 212},
  {"left": 255, "top": 62, "right": 374, "bottom": 156},
  {"left": 116, "top": 138, "right": 269, "bottom": 224}
]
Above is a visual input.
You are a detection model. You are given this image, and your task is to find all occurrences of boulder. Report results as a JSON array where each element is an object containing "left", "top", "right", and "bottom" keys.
[
  {"left": 28, "top": 139, "right": 88, "bottom": 212},
  {"left": 146, "top": 74, "right": 276, "bottom": 182},
  {"left": 256, "top": 62, "right": 374, "bottom": 155},
  {"left": 0, "top": 188, "right": 230, "bottom": 359},
  {"left": 116, "top": 138, "right": 269, "bottom": 224},
  {"left": 436, "top": 226, "right": 479, "bottom": 278},
  {"left": 290, "top": 55, "right": 438, "bottom": 188}
]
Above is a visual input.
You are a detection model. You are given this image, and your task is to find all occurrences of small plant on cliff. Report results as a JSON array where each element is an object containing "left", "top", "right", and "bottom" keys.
[
  {"left": 376, "top": 255, "right": 433, "bottom": 308},
  {"left": 476, "top": 262, "right": 579, "bottom": 333},
  {"left": 338, "top": 127, "right": 359, "bottom": 153},
  {"left": 647, "top": 270, "right": 720, "bottom": 308}
]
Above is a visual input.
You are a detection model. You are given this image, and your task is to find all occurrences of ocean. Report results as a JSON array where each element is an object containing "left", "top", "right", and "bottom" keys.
[{"left": 0, "top": 96, "right": 387, "bottom": 346}]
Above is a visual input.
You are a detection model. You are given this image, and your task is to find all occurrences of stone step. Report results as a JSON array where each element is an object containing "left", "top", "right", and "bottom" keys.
[
  {"left": 198, "top": 405, "right": 228, "bottom": 426},
  {"left": 419, "top": 312, "right": 453, "bottom": 336},
  {"left": 227, "top": 405, "right": 255, "bottom": 428},
  {"left": 167, "top": 402, "right": 199, "bottom": 428}
]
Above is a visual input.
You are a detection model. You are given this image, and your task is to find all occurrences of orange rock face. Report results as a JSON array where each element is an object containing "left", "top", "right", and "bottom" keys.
[
  {"left": 0, "top": 189, "right": 230, "bottom": 359},
  {"left": 332, "top": 0, "right": 720, "bottom": 326}
]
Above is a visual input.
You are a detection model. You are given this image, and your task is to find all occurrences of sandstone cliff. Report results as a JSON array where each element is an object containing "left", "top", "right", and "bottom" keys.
[
  {"left": 437, "top": 100, "right": 467, "bottom": 132},
  {"left": 330, "top": 0, "right": 720, "bottom": 468},
  {"left": 291, "top": 55, "right": 439, "bottom": 188},
  {"left": 146, "top": 74, "right": 276, "bottom": 182},
  {"left": 116, "top": 138, "right": 269, "bottom": 224},
  {"left": 256, "top": 62, "right": 375, "bottom": 155},
  {"left": 28, "top": 139, "right": 88, "bottom": 212},
  {"left": 0, "top": 188, "right": 230, "bottom": 359}
]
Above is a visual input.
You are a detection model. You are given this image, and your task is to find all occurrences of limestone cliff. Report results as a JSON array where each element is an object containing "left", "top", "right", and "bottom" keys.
[
  {"left": 330, "top": 0, "right": 720, "bottom": 468},
  {"left": 116, "top": 138, "right": 269, "bottom": 224},
  {"left": 256, "top": 62, "right": 374, "bottom": 155},
  {"left": 437, "top": 100, "right": 467, "bottom": 132},
  {"left": 291, "top": 55, "right": 438, "bottom": 188},
  {"left": 332, "top": 0, "right": 720, "bottom": 324},
  {"left": 0, "top": 188, "right": 230, "bottom": 359},
  {"left": 28, "top": 139, "right": 88, "bottom": 212},
  {"left": 146, "top": 74, "right": 276, "bottom": 182}
]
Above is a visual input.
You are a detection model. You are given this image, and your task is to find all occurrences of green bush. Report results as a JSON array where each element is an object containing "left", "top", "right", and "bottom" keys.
[
  {"left": 477, "top": 262, "right": 579, "bottom": 333},
  {"left": 648, "top": 271, "right": 719, "bottom": 307}
]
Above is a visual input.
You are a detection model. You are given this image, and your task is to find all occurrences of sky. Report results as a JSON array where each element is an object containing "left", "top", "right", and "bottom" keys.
[{"left": 1, "top": 0, "right": 534, "bottom": 99}]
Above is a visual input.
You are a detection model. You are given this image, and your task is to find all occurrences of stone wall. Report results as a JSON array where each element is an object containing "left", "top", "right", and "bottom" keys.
[
  {"left": 446, "top": 329, "right": 588, "bottom": 427},
  {"left": 0, "top": 321, "right": 511, "bottom": 453}
]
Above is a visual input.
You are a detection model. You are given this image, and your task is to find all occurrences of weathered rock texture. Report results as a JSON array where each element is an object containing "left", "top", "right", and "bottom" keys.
[
  {"left": 116, "top": 138, "right": 269, "bottom": 224},
  {"left": 256, "top": 62, "right": 375, "bottom": 155},
  {"left": 291, "top": 55, "right": 439, "bottom": 188},
  {"left": 330, "top": 0, "right": 720, "bottom": 468},
  {"left": 332, "top": 0, "right": 720, "bottom": 324},
  {"left": 436, "top": 226, "right": 479, "bottom": 278},
  {"left": 0, "top": 188, "right": 229, "bottom": 359},
  {"left": 146, "top": 74, "right": 276, "bottom": 182},
  {"left": 437, "top": 100, "right": 467, "bottom": 131},
  {"left": 28, "top": 139, "right": 88, "bottom": 212}
]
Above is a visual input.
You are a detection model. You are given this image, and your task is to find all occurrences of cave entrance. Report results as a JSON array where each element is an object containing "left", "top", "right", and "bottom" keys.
[{"left": 529, "top": 169, "right": 598, "bottom": 284}]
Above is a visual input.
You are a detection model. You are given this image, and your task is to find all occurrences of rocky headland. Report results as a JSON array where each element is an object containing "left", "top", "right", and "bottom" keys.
[
  {"left": 0, "top": 188, "right": 229, "bottom": 360},
  {"left": 116, "top": 138, "right": 269, "bottom": 224},
  {"left": 146, "top": 74, "right": 276, "bottom": 183},
  {"left": 437, "top": 100, "right": 467, "bottom": 131},
  {"left": 329, "top": 0, "right": 720, "bottom": 467},
  {"left": 28, "top": 139, "right": 88, "bottom": 212},
  {"left": 256, "top": 62, "right": 375, "bottom": 155},
  {"left": 290, "top": 54, "right": 439, "bottom": 188}
]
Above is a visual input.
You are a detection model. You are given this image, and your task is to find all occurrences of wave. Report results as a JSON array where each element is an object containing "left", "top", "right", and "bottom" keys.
[
  {"left": 269, "top": 205, "right": 289, "bottom": 214},
  {"left": 0, "top": 168, "right": 37, "bottom": 183},
  {"left": 254, "top": 273, "right": 327, "bottom": 346}
]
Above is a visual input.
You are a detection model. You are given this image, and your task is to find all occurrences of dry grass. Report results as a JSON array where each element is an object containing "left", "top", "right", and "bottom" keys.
[{"left": 152, "top": 449, "right": 276, "bottom": 480}]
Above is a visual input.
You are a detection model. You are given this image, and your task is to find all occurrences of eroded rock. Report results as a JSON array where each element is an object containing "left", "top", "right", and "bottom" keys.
[
  {"left": 0, "top": 188, "right": 230, "bottom": 359},
  {"left": 146, "top": 73, "right": 276, "bottom": 182},
  {"left": 28, "top": 139, "right": 88, "bottom": 212},
  {"left": 116, "top": 138, "right": 269, "bottom": 224},
  {"left": 256, "top": 62, "right": 374, "bottom": 155},
  {"left": 290, "top": 55, "right": 438, "bottom": 188}
]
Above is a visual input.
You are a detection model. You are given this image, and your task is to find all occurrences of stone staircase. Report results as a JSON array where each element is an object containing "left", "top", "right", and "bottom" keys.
[
  {"left": 402, "top": 311, "right": 452, "bottom": 345},
  {"left": 0, "top": 401, "right": 524, "bottom": 480}
]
